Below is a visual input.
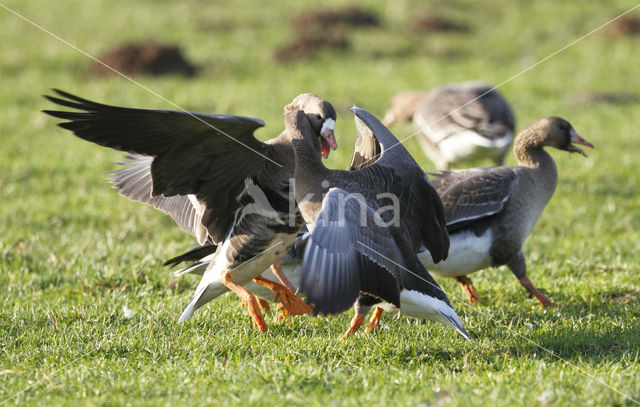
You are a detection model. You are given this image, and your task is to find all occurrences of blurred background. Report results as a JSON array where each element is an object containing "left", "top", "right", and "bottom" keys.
[
  {"left": 2, "top": 0, "right": 639, "bottom": 166},
  {"left": 1, "top": 0, "right": 639, "bottom": 404}
]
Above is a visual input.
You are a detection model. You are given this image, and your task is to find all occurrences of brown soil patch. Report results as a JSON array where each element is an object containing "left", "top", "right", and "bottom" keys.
[
  {"left": 605, "top": 15, "right": 640, "bottom": 37},
  {"left": 275, "top": 34, "right": 349, "bottom": 62},
  {"left": 293, "top": 5, "right": 379, "bottom": 32},
  {"left": 88, "top": 41, "right": 197, "bottom": 77},
  {"left": 566, "top": 92, "right": 638, "bottom": 106},
  {"left": 608, "top": 292, "right": 638, "bottom": 304},
  {"left": 411, "top": 15, "right": 469, "bottom": 34},
  {"left": 276, "top": 5, "right": 378, "bottom": 62}
]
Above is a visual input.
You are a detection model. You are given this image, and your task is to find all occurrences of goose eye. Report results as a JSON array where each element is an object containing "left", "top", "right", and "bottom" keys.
[{"left": 315, "top": 114, "right": 322, "bottom": 120}]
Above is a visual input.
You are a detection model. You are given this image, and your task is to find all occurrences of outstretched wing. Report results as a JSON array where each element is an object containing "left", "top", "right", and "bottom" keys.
[
  {"left": 349, "top": 107, "right": 449, "bottom": 261},
  {"left": 431, "top": 167, "right": 518, "bottom": 231},
  {"left": 110, "top": 154, "right": 209, "bottom": 243},
  {"left": 43, "top": 89, "right": 276, "bottom": 243},
  {"left": 412, "top": 172, "right": 450, "bottom": 262},
  {"left": 349, "top": 121, "right": 381, "bottom": 170},
  {"left": 300, "top": 188, "right": 402, "bottom": 315}
]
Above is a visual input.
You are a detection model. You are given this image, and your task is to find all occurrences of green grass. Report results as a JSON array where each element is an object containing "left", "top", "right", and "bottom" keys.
[{"left": 2, "top": 0, "right": 640, "bottom": 405}]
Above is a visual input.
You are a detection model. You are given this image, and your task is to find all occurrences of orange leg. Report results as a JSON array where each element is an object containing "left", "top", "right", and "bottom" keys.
[
  {"left": 365, "top": 307, "right": 384, "bottom": 333},
  {"left": 257, "top": 297, "right": 271, "bottom": 314},
  {"left": 519, "top": 276, "right": 556, "bottom": 308},
  {"left": 340, "top": 314, "right": 365, "bottom": 340},
  {"left": 270, "top": 260, "right": 296, "bottom": 292},
  {"left": 221, "top": 271, "right": 268, "bottom": 331},
  {"left": 253, "top": 275, "right": 314, "bottom": 316},
  {"left": 455, "top": 275, "right": 481, "bottom": 304}
]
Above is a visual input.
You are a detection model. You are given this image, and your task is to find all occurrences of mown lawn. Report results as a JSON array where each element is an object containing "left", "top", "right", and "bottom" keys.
[{"left": 1, "top": 0, "right": 640, "bottom": 405}]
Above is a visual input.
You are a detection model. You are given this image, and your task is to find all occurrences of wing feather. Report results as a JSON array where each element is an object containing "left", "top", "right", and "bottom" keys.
[
  {"left": 109, "top": 154, "right": 209, "bottom": 242},
  {"left": 432, "top": 167, "right": 518, "bottom": 230},
  {"left": 44, "top": 90, "right": 276, "bottom": 243},
  {"left": 300, "top": 188, "right": 402, "bottom": 314}
]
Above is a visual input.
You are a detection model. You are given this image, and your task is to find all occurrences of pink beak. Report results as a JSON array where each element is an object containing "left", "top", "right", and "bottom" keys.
[
  {"left": 319, "top": 118, "right": 337, "bottom": 159},
  {"left": 568, "top": 129, "right": 594, "bottom": 157}
]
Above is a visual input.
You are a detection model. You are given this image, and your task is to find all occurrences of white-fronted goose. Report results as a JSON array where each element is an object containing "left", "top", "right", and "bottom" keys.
[
  {"left": 286, "top": 106, "right": 469, "bottom": 339},
  {"left": 384, "top": 81, "right": 516, "bottom": 170},
  {"left": 170, "top": 227, "right": 469, "bottom": 337},
  {"left": 418, "top": 117, "right": 593, "bottom": 307},
  {"left": 43, "top": 90, "right": 338, "bottom": 331},
  {"left": 163, "top": 228, "right": 310, "bottom": 314}
]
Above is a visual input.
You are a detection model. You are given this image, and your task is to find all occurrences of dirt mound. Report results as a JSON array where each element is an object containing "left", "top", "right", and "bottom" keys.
[
  {"left": 566, "top": 91, "right": 638, "bottom": 106},
  {"left": 275, "top": 34, "right": 349, "bottom": 61},
  {"left": 88, "top": 41, "right": 197, "bottom": 77},
  {"left": 411, "top": 15, "right": 469, "bottom": 34},
  {"left": 276, "top": 5, "right": 378, "bottom": 61},
  {"left": 606, "top": 15, "right": 640, "bottom": 37},
  {"left": 293, "top": 5, "right": 379, "bottom": 32},
  {"left": 276, "top": 5, "right": 379, "bottom": 61}
]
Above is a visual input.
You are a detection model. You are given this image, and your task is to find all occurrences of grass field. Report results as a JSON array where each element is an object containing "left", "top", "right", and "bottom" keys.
[{"left": 2, "top": 0, "right": 640, "bottom": 405}]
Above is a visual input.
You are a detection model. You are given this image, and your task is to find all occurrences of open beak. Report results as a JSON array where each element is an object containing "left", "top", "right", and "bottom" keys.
[
  {"left": 319, "top": 118, "right": 337, "bottom": 159},
  {"left": 567, "top": 128, "right": 594, "bottom": 157}
]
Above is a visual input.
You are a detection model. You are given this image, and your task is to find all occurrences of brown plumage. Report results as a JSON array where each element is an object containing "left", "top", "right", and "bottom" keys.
[
  {"left": 43, "top": 91, "right": 338, "bottom": 330},
  {"left": 286, "top": 107, "right": 470, "bottom": 339},
  {"left": 384, "top": 81, "right": 516, "bottom": 170},
  {"left": 419, "top": 116, "right": 593, "bottom": 307}
]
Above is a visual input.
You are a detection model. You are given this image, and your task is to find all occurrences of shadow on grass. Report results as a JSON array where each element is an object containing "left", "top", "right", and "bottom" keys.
[{"left": 475, "top": 289, "right": 640, "bottom": 364}]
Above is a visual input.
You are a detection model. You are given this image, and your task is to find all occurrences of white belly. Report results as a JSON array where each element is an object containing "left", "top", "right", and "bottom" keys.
[
  {"left": 222, "top": 232, "right": 298, "bottom": 285},
  {"left": 438, "top": 131, "right": 512, "bottom": 164},
  {"left": 198, "top": 232, "right": 295, "bottom": 297},
  {"left": 418, "top": 229, "right": 493, "bottom": 277},
  {"left": 181, "top": 230, "right": 301, "bottom": 321}
]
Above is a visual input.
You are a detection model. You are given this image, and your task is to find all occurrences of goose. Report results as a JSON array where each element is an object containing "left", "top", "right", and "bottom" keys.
[
  {"left": 166, "top": 226, "right": 469, "bottom": 337},
  {"left": 418, "top": 117, "right": 593, "bottom": 307},
  {"left": 163, "top": 228, "right": 310, "bottom": 314},
  {"left": 43, "top": 90, "right": 338, "bottom": 331},
  {"left": 161, "top": 108, "right": 471, "bottom": 338},
  {"left": 286, "top": 106, "right": 469, "bottom": 340},
  {"left": 383, "top": 81, "right": 516, "bottom": 170}
]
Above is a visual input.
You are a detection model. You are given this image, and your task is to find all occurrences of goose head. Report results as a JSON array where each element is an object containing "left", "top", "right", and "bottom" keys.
[
  {"left": 382, "top": 90, "right": 428, "bottom": 126},
  {"left": 285, "top": 93, "right": 338, "bottom": 159},
  {"left": 526, "top": 117, "right": 594, "bottom": 156}
]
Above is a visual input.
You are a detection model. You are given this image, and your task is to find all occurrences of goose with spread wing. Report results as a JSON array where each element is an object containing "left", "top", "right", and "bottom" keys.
[
  {"left": 418, "top": 117, "right": 593, "bottom": 307},
  {"left": 43, "top": 90, "right": 338, "bottom": 331},
  {"left": 287, "top": 106, "right": 469, "bottom": 339}
]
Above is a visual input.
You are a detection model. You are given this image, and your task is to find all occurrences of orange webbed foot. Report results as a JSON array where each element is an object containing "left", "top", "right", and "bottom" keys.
[
  {"left": 365, "top": 307, "right": 384, "bottom": 333},
  {"left": 519, "top": 276, "right": 556, "bottom": 308},
  {"left": 221, "top": 270, "right": 268, "bottom": 331},
  {"left": 240, "top": 295, "right": 268, "bottom": 331},
  {"left": 340, "top": 314, "right": 365, "bottom": 340},
  {"left": 456, "top": 275, "right": 481, "bottom": 304},
  {"left": 270, "top": 261, "right": 297, "bottom": 292},
  {"left": 257, "top": 297, "right": 271, "bottom": 315},
  {"left": 254, "top": 275, "right": 314, "bottom": 316}
]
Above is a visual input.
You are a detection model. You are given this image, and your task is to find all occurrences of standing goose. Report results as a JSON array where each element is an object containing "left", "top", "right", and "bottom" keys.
[
  {"left": 383, "top": 81, "right": 515, "bottom": 170},
  {"left": 162, "top": 228, "right": 311, "bottom": 314},
  {"left": 286, "top": 106, "right": 469, "bottom": 339},
  {"left": 418, "top": 117, "right": 593, "bottom": 306},
  {"left": 43, "top": 90, "right": 338, "bottom": 331}
]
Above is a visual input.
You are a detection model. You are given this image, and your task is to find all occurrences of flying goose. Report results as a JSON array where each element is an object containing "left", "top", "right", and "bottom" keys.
[
  {"left": 286, "top": 106, "right": 469, "bottom": 339},
  {"left": 418, "top": 117, "right": 593, "bottom": 307},
  {"left": 383, "top": 81, "right": 516, "bottom": 170},
  {"left": 43, "top": 90, "right": 338, "bottom": 331}
]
